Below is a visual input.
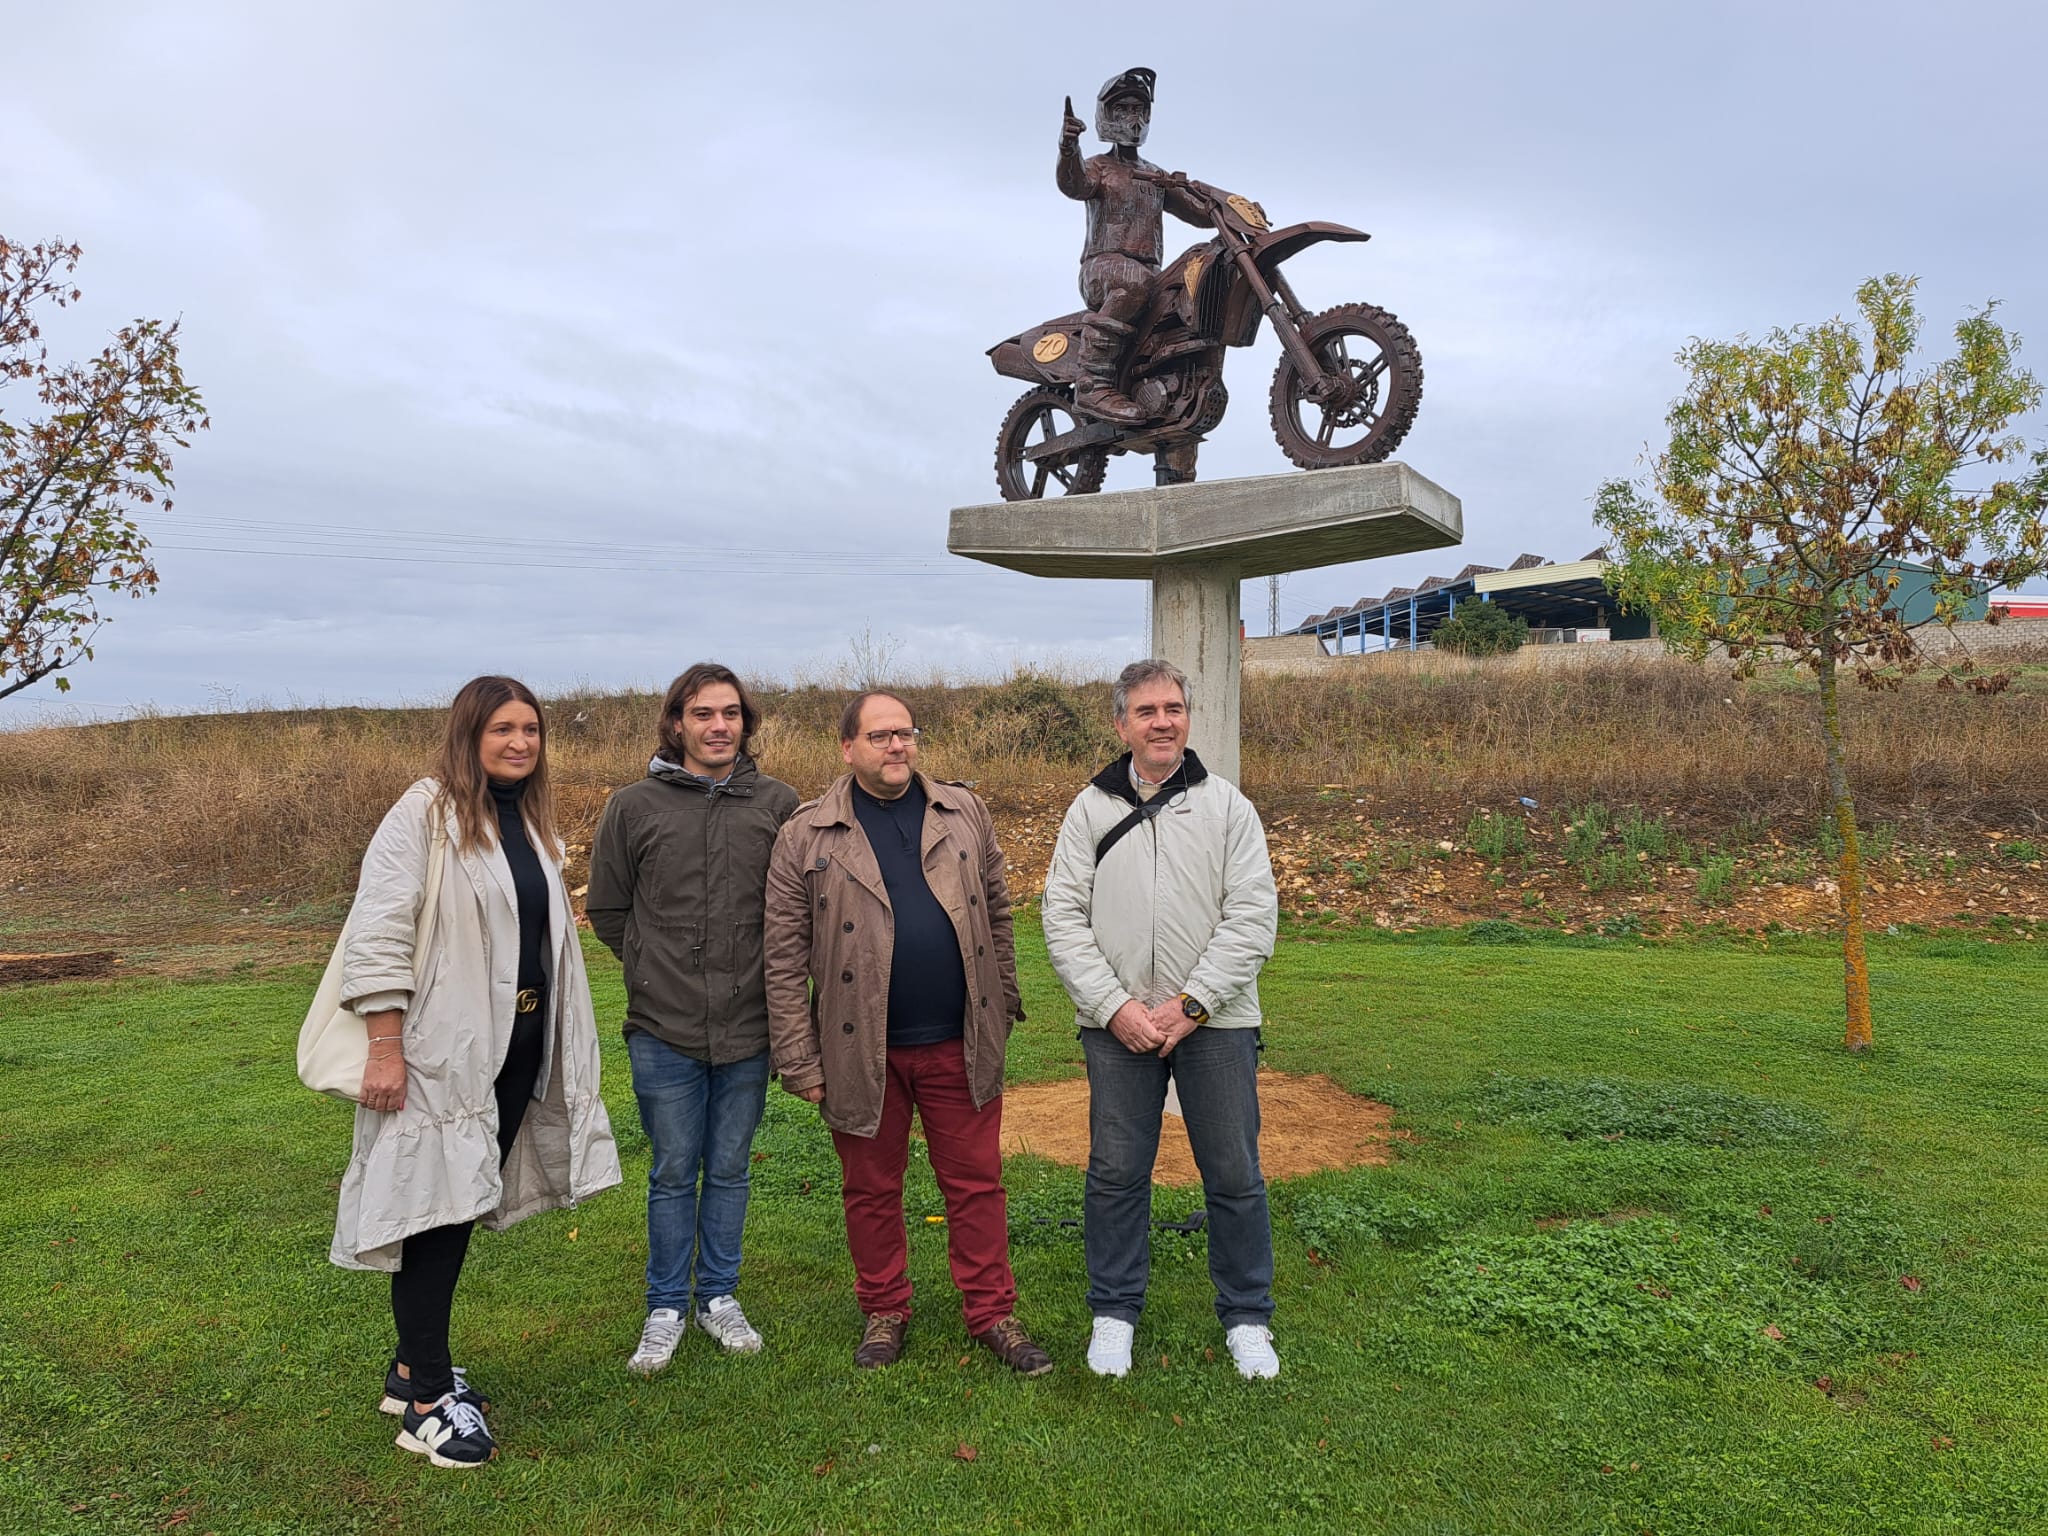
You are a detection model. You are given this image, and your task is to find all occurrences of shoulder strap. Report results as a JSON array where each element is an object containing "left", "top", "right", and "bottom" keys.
[{"left": 1094, "top": 796, "right": 1167, "bottom": 865}]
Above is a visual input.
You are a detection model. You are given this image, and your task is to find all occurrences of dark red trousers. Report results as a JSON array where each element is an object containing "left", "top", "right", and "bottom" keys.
[{"left": 829, "top": 1036, "right": 1016, "bottom": 1335}]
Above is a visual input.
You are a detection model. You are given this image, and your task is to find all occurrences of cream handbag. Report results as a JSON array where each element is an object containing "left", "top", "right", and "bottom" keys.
[{"left": 297, "top": 818, "right": 448, "bottom": 1101}]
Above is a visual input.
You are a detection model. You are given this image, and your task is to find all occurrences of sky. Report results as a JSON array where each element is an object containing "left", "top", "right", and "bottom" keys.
[{"left": 5, "top": 0, "right": 2045, "bottom": 722}]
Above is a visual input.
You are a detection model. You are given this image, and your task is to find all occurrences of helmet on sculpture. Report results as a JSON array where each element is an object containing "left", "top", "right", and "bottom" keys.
[{"left": 1095, "top": 67, "right": 1155, "bottom": 148}]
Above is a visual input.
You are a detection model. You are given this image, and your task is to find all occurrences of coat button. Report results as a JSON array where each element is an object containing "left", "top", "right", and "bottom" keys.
[
  {"left": 841, "top": 1022, "right": 855, "bottom": 1034},
  {"left": 976, "top": 945, "right": 985, "bottom": 956},
  {"left": 842, "top": 921, "right": 854, "bottom": 932},
  {"left": 841, "top": 970, "right": 853, "bottom": 983},
  {"left": 815, "top": 856, "right": 828, "bottom": 869},
  {"left": 958, "top": 850, "right": 966, "bottom": 859},
  {"left": 968, "top": 894, "right": 978, "bottom": 906},
  {"left": 818, "top": 897, "right": 827, "bottom": 909},
  {"left": 980, "top": 997, "right": 989, "bottom": 1008}
]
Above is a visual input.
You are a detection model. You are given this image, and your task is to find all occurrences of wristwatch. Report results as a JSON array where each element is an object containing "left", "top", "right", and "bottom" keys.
[{"left": 1179, "top": 993, "right": 1209, "bottom": 1024}]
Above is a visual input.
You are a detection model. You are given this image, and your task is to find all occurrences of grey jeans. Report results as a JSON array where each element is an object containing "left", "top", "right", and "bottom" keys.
[{"left": 1080, "top": 1024, "right": 1275, "bottom": 1328}]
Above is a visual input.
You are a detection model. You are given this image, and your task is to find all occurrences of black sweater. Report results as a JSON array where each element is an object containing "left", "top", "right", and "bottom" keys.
[{"left": 489, "top": 778, "right": 548, "bottom": 996}]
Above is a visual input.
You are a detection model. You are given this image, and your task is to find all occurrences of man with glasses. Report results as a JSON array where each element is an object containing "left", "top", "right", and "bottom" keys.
[{"left": 765, "top": 690, "right": 1051, "bottom": 1375}]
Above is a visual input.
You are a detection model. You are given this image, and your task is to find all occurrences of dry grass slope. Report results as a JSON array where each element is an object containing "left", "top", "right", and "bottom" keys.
[{"left": 3, "top": 657, "right": 2042, "bottom": 906}]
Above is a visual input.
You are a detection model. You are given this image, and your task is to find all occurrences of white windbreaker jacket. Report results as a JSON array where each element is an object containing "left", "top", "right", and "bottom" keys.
[
  {"left": 330, "top": 778, "right": 621, "bottom": 1272},
  {"left": 1041, "top": 751, "right": 1278, "bottom": 1031}
]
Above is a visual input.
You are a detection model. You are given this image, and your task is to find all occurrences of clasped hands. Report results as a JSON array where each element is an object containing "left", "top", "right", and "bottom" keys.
[{"left": 1108, "top": 996, "right": 1198, "bottom": 1058}]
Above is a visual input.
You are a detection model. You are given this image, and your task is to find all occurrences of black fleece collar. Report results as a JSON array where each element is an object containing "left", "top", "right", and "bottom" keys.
[{"left": 1088, "top": 748, "right": 1208, "bottom": 807}]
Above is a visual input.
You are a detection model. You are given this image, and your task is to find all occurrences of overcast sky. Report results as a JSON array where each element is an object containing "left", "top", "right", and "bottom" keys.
[{"left": 5, "top": 0, "right": 2045, "bottom": 722}]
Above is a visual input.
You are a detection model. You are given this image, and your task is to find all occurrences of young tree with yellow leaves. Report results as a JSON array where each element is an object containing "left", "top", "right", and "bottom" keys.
[{"left": 1596, "top": 274, "right": 2047, "bottom": 1052}]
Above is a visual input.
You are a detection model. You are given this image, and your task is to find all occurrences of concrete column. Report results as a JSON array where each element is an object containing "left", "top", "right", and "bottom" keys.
[{"left": 1150, "top": 559, "right": 1243, "bottom": 783}]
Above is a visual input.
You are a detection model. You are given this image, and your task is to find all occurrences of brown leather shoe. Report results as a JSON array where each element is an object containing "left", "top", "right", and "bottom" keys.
[
  {"left": 854, "top": 1311, "right": 908, "bottom": 1369},
  {"left": 973, "top": 1316, "right": 1053, "bottom": 1377}
]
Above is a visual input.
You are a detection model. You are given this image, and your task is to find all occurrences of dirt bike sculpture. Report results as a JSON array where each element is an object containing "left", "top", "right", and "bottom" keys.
[{"left": 987, "top": 169, "right": 1423, "bottom": 501}]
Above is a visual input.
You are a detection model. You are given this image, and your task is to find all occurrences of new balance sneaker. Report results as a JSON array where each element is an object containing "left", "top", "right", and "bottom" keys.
[
  {"left": 973, "top": 1315, "right": 1053, "bottom": 1376},
  {"left": 396, "top": 1391, "right": 497, "bottom": 1468},
  {"left": 627, "top": 1308, "right": 687, "bottom": 1376},
  {"left": 695, "top": 1295, "right": 764, "bottom": 1354},
  {"left": 1225, "top": 1323, "right": 1280, "bottom": 1380},
  {"left": 379, "top": 1361, "right": 488, "bottom": 1417},
  {"left": 1086, "top": 1316, "right": 1135, "bottom": 1378}
]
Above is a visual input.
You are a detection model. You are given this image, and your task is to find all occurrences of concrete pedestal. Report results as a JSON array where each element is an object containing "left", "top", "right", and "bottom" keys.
[{"left": 948, "top": 462, "right": 1462, "bottom": 782}]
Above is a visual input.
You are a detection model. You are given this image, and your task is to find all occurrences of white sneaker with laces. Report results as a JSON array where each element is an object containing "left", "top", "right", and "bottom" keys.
[
  {"left": 1225, "top": 1323, "right": 1280, "bottom": 1380},
  {"left": 1086, "top": 1316, "right": 1134, "bottom": 1378},
  {"left": 627, "top": 1307, "right": 686, "bottom": 1375},
  {"left": 695, "top": 1295, "right": 764, "bottom": 1354}
]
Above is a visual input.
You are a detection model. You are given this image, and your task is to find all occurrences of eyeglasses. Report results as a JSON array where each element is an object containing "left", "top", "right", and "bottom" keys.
[{"left": 862, "top": 727, "right": 923, "bottom": 748}]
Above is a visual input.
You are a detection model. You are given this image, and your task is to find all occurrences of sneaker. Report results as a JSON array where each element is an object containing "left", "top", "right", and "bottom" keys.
[
  {"left": 853, "top": 1311, "right": 909, "bottom": 1369},
  {"left": 627, "top": 1307, "right": 687, "bottom": 1376},
  {"left": 695, "top": 1295, "right": 764, "bottom": 1354},
  {"left": 973, "top": 1315, "right": 1053, "bottom": 1377},
  {"left": 396, "top": 1391, "right": 496, "bottom": 1468},
  {"left": 1086, "top": 1316, "right": 1135, "bottom": 1378},
  {"left": 1225, "top": 1323, "right": 1280, "bottom": 1380},
  {"left": 379, "top": 1361, "right": 488, "bottom": 1417}
]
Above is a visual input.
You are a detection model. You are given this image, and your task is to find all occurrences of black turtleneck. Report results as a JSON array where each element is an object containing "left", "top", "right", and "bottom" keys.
[{"left": 489, "top": 778, "right": 548, "bottom": 995}]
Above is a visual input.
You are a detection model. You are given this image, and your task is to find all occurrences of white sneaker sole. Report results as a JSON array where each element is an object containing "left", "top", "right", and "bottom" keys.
[{"left": 394, "top": 1427, "right": 495, "bottom": 1469}]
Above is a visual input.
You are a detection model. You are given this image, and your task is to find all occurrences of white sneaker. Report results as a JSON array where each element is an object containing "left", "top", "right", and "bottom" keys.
[
  {"left": 1086, "top": 1316, "right": 1134, "bottom": 1378},
  {"left": 695, "top": 1295, "right": 764, "bottom": 1354},
  {"left": 1225, "top": 1323, "right": 1280, "bottom": 1380},
  {"left": 627, "top": 1308, "right": 686, "bottom": 1375}
]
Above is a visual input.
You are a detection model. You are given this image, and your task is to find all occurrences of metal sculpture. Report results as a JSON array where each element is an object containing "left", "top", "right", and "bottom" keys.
[{"left": 989, "top": 67, "right": 1424, "bottom": 500}]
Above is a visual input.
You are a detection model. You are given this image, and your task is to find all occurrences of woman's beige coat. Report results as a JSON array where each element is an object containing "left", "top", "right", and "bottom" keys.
[{"left": 330, "top": 779, "right": 620, "bottom": 1272}]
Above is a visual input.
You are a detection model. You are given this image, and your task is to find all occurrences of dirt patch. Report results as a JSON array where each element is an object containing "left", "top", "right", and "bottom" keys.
[
  {"left": 998, "top": 1069, "right": 1396, "bottom": 1186},
  {"left": 0, "top": 951, "right": 118, "bottom": 984}
]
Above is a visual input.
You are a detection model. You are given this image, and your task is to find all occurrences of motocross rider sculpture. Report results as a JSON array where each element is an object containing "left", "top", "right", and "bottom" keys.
[{"left": 1058, "top": 68, "right": 1206, "bottom": 431}]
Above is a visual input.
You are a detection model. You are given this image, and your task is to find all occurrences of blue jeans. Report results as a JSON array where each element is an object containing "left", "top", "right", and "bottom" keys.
[
  {"left": 626, "top": 1033, "right": 770, "bottom": 1312},
  {"left": 1081, "top": 1024, "right": 1274, "bottom": 1328}
]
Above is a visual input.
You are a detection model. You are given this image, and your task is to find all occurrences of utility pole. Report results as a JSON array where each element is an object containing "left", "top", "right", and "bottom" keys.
[{"left": 1267, "top": 574, "right": 1281, "bottom": 637}]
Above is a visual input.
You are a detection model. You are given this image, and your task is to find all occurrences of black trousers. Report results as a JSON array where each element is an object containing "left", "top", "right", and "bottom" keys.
[{"left": 389, "top": 1001, "right": 546, "bottom": 1403}]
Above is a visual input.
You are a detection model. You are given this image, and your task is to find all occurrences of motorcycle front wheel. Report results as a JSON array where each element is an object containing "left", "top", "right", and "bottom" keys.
[
  {"left": 1267, "top": 302, "right": 1423, "bottom": 470},
  {"left": 994, "top": 387, "right": 1110, "bottom": 502}
]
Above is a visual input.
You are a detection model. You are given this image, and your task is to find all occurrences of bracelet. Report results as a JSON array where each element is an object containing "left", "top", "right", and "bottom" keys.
[{"left": 367, "top": 1037, "right": 405, "bottom": 1050}]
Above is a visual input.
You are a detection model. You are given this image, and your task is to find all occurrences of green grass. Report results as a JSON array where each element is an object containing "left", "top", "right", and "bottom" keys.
[{"left": 2, "top": 922, "right": 2046, "bottom": 1533}]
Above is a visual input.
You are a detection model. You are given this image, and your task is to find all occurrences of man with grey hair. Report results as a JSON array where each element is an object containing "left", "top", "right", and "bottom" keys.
[{"left": 1040, "top": 658, "right": 1281, "bottom": 1380}]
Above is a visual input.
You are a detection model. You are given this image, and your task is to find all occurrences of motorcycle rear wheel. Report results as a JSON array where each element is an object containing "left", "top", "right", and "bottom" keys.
[
  {"left": 1267, "top": 302, "right": 1423, "bottom": 470},
  {"left": 995, "top": 388, "right": 1110, "bottom": 502}
]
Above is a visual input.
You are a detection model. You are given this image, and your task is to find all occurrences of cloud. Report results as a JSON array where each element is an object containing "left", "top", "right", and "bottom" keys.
[{"left": 4, "top": 0, "right": 2044, "bottom": 721}]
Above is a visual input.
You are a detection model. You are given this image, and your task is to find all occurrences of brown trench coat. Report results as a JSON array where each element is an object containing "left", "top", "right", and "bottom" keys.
[{"left": 764, "top": 772, "right": 1024, "bottom": 1138}]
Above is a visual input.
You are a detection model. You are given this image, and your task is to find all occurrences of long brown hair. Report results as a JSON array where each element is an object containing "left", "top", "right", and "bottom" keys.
[{"left": 431, "top": 675, "right": 559, "bottom": 856}]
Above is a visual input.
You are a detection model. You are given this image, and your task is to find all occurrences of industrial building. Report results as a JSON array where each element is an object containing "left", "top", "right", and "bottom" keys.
[{"left": 1290, "top": 550, "right": 1651, "bottom": 653}]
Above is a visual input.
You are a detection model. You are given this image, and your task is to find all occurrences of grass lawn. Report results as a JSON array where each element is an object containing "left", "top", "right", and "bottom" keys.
[{"left": 2, "top": 918, "right": 2044, "bottom": 1534}]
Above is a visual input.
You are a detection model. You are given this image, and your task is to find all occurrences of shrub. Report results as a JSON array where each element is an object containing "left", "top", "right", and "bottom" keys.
[
  {"left": 967, "top": 671, "right": 1105, "bottom": 764},
  {"left": 1432, "top": 602, "right": 1529, "bottom": 657}
]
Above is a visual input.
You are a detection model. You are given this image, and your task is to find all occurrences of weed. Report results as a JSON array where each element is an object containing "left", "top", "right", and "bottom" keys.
[
  {"left": 1466, "top": 810, "right": 1528, "bottom": 862},
  {"left": 1696, "top": 855, "right": 1738, "bottom": 905},
  {"left": 1423, "top": 1215, "right": 1874, "bottom": 1369},
  {"left": 1343, "top": 857, "right": 1378, "bottom": 891},
  {"left": 2001, "top": 839, "right": 2039, "bottom": 862},
  {"left": 1563, "top": 804, "right": 1610, "bottom": 865},
  {"left": 1616, "top": 808, "right": 1670, "bottom": 862},
  {"left": 1290, "top": 1187, "right": 1456, "bottom": 1254},
  {"left": 1463, "top": 920, "right": 1530, "bottom": 945},
  {"left": 1478, "top": 1075, "right": 1827, "bottom": 1147}
]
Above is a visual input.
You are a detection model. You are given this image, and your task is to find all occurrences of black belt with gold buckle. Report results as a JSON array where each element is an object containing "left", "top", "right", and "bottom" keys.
[{"left": 515, "top": 987, "right": 541, "bottom": 1015}]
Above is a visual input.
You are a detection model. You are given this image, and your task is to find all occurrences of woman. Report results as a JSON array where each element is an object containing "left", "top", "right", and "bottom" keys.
[{"left": 332, "top": 675, "right": 621, "bottom": 1469}]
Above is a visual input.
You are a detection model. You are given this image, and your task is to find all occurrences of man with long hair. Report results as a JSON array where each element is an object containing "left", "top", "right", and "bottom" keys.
[{"left": 587, "top": 663, "right": 798, "bottom": 1373}]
